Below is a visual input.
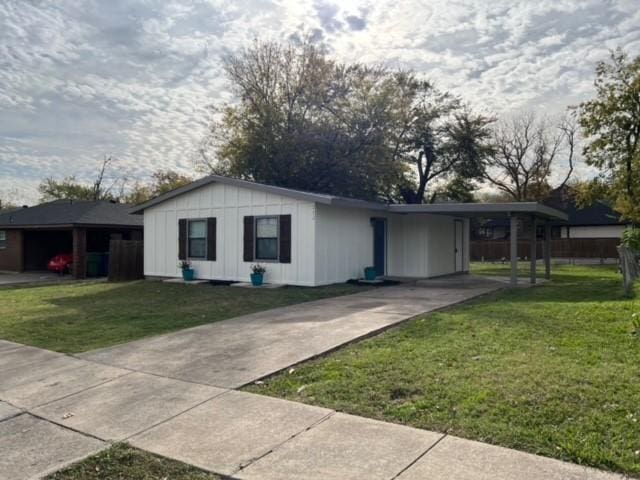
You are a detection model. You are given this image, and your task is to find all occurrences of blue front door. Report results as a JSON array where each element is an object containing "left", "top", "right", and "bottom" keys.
[{"left": 372, "top": 218, "right": 386, "bottom": 276}]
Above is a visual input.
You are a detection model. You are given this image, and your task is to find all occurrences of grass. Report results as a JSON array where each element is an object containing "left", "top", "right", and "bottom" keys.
[
  {"left": 46, "top": 444, "right": 220, "bottom": 479},
  {"left": 0, "top": 280, "right": 366, "bottom": 353},
  {"left": 246, "top": 264, "right": 640, "bottom": 476}
]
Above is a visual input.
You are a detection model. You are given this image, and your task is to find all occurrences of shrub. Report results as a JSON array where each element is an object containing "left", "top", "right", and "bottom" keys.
[{"left": 622, "top": 228, "right": 640, "bottom": 252}]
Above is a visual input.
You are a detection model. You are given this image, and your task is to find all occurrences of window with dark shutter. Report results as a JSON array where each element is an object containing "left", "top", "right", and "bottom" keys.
[
  {"left": 178, "top": 219, "right": 187, "bottom": 260},
  {"left": 255, "top": 217, "right": 278, "bottom": 260},
  {"left": 188, "top": 220, "right": 206, "bottom": 259},
  {"left": 243, "top": 216, "right": 255, "bottom": 262},
  {"left": 206, "top": 217, "right": 216, "bottom": 261},
  {"left": 279, "top": 214, "right": 291, "bottom": 263}
]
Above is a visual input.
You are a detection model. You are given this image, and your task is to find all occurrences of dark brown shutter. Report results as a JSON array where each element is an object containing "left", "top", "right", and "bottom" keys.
[
  {"left": 279, "top": 214, "right": 291, "bottom": 263},
  {"left": 243, "top": 216, "right": 254, "bottom": 262},
  {"left": 206, "top": 217, "right": 216, "bottom": 261},
  {"left": 178, "top": 219, "right": 187, "bottom": 260}
]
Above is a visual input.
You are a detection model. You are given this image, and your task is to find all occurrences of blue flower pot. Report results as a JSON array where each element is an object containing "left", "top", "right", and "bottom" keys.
[
  {"left": 182, "top": 268, "right": 195, "bottom": 281},
  {"left": 364, "top": 267, "right": 377, "bottom": 281},
  {"left": 250, "top": 273, "right": 264, "bottom": 286}
]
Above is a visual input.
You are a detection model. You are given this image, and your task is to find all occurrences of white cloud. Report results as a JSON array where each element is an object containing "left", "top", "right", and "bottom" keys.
[{"left": 0, "top": 0, "right": 638, "bottom": 204}]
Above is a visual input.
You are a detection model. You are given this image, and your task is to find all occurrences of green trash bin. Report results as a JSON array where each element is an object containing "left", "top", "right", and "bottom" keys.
[{"left": 86, "top": 252, "right": 101, "bottom": 277}]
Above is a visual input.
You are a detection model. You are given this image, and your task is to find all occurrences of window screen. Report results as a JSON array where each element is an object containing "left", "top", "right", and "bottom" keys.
[
  {"left": 188, "top": 220, "right": 206, "bottom": 259},
  {"left": 255, "top": 217, "right": 278, "bottom": 260}
]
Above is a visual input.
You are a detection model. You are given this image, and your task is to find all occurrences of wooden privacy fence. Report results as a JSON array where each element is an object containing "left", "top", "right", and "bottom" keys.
[
  {"left": 471, "top": 238, "right": 620, "bottom": 261},
  {"left": 108, "top": 240, "right": 144, "bottom": 281}
]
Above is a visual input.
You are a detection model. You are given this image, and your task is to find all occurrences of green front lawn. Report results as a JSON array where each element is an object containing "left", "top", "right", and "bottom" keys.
[
  {"left": 0, "top": 280, "right": 365, "bottom": 353},
  {"left": 246, "top": 265, "right": 640, "bottom": 476},
  {"left": 46, "top": 444, "right": 220, "bottom": 480}
]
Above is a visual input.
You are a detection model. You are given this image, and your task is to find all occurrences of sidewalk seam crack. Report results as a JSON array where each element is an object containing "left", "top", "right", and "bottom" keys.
[
  {"left": 389, "top": 433, "right": 448, "bottom": 480},
  {"left": 231, "top": 410, "right": 337, "bottom": 476}
]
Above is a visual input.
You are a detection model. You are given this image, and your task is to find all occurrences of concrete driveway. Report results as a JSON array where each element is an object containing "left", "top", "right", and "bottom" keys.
[
  {"left": 80, "top": 275, "right": 504, "bottom": 388},
  {"left": 0, "top": 271, "right": 71, "bottom": 286}
]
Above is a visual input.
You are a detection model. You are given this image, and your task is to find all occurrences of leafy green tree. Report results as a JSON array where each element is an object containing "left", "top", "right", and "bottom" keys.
[
  {"left": 199, "top": 40, "right": 491, "bottom": 203},
  {"left": 390, "top": 84, "right": 493, "bottom": 203},
  {"left": 199, "top": 41, "right": 403, "bottom": 200},
  {"left": 577, "top": 49, "right": 640, "bottom": 224},
  {"left": 125, "top": 170, "right": 193, "bottom": 204}
]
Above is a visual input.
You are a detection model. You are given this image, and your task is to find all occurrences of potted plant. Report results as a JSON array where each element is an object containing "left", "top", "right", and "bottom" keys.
[
  {"left": 250, "top": 264, "right": 266, "bottom": 286},
  {"left": 179, "top": 260, "right": 194, "bottom": 281},
  {"left": 364, "top": 266, "right": 377, "bottom": 281}
]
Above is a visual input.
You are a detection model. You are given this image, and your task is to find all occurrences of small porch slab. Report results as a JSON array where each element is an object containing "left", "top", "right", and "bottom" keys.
[
  {"left": 230, "top": 282, "right": 285, "bottom": 289},
  {"left": 162, "top": 278, "right": 210, "bottom": 285}
]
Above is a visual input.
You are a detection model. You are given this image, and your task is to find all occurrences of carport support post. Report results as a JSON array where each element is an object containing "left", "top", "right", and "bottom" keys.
[
  {"left": 72, "top": 227, "right": 87, "bottom": 279},
  {"left": 544, "top": 221, "right": 551, "bottom": 280},
  {"left": 530, "top": 216, "right": 537, "bottom": 284},
  {"left": 510, "top": 214, "right": 518, "bottom": 286}
]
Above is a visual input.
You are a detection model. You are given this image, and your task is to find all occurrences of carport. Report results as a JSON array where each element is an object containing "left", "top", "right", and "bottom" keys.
[
  {"left": 0, "top": 200, "right": 143, "bottom": 279},
  {"left": 390, "top": 203, "right": 568, "bottom": 285}
]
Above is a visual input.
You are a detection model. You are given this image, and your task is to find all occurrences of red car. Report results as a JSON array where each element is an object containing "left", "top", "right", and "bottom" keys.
[{"left": 47, "top": 254, "right": 73, "bottom": 274}]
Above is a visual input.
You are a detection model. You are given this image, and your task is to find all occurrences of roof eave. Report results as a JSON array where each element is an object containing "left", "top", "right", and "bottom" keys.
[{"left": 388, "top": 202, "right": 568, "bottom": 221}]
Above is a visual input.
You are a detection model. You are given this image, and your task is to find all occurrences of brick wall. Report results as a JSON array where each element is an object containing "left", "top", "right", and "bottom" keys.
[{"left": 0, "top": 229, "right": 23, "bottom": 272}]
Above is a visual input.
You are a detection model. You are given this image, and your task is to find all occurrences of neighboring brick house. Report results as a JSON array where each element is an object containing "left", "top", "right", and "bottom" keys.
[{"left": 0, "top": 200, "right": 143, "bottom": 278}]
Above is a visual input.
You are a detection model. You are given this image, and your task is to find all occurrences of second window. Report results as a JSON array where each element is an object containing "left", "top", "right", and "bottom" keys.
[
  {"left": 188, "top": 220, "right": 206, "bottom": 259},
  {"left": 255, "top": 216, "right": 278, "bottom": 260}
]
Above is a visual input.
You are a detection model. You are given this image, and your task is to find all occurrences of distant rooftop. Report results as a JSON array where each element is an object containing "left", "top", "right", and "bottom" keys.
[{"left": 0, "top": 199, "right": 143, "bottom": 228}]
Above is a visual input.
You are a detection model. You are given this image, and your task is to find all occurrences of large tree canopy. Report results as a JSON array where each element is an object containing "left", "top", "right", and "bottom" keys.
[
  {"left": 577, "top": 49, "right": 640, "bottom": 224},
  {"left": 199, "top": 40, "right": 493, "bottom": 203},
  {"left": 482, "top": 112, "right": 577, "bottom": 202}
]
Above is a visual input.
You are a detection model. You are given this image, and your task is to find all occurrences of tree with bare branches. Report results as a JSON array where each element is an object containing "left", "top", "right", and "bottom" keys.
[
  {"left": 483, "top": 112, "right": 577, "bottom": 201},
  {"left": 38, "top": 156, "right": 125, "bottom": 202}
]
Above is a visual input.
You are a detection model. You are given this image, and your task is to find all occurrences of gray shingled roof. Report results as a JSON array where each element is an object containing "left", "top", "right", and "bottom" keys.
[
  {"left": 0, "top": 200, "right": 143, "bottom": 228},
  {"left": 130, "top": 174, "right": 388, "bottom": 213},
  {"left": 131, "top": 174, "right": 567, "bottom": 220}
]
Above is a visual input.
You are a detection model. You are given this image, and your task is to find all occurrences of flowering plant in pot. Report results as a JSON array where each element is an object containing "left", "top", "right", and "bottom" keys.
[
  {"left": 179, "top": 260, "right": 194, "bottom": 281},
  {"left": 250, "top": 264, "right": 266, "bottom": 286}
]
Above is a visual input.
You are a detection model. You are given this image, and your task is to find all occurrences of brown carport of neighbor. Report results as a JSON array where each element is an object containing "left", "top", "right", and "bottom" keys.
[
  {"left": 390, "top": 203, "right": 569, "bottom": 285},
  {"left": 0, "top": 200, "right": 143, "bottom": 279}
]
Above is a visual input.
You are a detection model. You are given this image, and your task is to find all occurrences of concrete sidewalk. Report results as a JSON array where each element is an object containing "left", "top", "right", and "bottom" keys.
[{"left": 0, "top": 277, "right": 627, "bottom": 480}]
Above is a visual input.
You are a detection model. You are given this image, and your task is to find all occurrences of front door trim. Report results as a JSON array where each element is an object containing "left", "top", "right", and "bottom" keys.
[{"left": 371, "top": 217, "right": 387, "bottom": 277}]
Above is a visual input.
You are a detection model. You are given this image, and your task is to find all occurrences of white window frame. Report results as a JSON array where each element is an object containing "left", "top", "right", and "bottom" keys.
[
  {"left": 255, "top": 216, "right": 279, "bottom": 262},
  {"left": 187, "top": 219, "right": 207, "bottom": 260},
  {"left": 0, "top": 230, "right": 6, "bottom": 250}
]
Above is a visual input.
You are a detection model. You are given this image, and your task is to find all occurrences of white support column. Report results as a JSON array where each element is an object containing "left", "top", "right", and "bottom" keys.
[
  {"left": 510, "top": 214, "right": 518, "bottom": 286},
  {"left": 530, "top": 215, "right": 537, "bottom": 284}
]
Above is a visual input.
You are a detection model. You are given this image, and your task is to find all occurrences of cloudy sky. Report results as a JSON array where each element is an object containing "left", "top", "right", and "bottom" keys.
[{"left": 1, "top": 0, "right": 639, "bottom": 204}]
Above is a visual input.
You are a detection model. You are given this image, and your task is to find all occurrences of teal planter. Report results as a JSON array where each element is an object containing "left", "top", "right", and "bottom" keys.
[
  {"left": 182, "top": 268, "right": 195, "bottom": 281},
  {"left": 250, "top": 273, "right": 264, "bottom": 286},
  {"left": 364, "top": 266, "right": 377, "bottom": 281}
]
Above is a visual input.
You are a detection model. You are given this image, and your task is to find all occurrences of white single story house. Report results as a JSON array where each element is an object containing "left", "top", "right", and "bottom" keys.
[{"left": 132, "top": 175, "right": 567, "bottom": 286}]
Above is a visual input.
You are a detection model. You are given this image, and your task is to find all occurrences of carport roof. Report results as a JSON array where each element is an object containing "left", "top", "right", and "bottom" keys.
[
  {"left": 389, "top": 202, "right": 568, "bottom": 220},
  {"left": 0, "top": 200, "right": 143, "bottom": 228}
]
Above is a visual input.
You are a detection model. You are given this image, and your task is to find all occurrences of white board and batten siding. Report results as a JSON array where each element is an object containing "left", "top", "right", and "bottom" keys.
[
  {"left": 314, "top": 204, "right": 470, "bottom": 284},
  {"left": 144, "top": 182, "right": 317, "bottom": 286},
  {"left": 144, "top": 180, "right": 472, "bottom": 286},
  {"left": 314, "top": 204, "right": 390, "bottom": 285},
  {"left": 387, "top": 214, "right": 470, "bottom": 278}
]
